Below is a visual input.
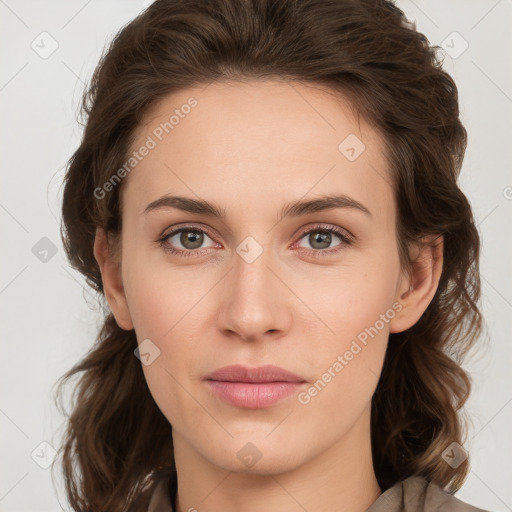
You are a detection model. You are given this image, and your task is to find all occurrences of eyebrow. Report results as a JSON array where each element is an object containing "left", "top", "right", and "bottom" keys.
[{"left": 143, "top": 194, "right": 372, "bottom": 220}]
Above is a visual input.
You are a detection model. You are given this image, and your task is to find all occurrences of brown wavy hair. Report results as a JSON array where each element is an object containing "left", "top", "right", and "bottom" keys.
[{"left": 53, "top": 0, "right": 484, "bottom": 510}]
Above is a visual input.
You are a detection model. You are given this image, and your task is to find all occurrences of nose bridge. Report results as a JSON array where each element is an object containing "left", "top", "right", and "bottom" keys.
[
  {"left": 219, "top": 232, "right": 287, "bottom": 340},
  {"left": 231, "top": 232, "right": 275, "bottom": 304}
]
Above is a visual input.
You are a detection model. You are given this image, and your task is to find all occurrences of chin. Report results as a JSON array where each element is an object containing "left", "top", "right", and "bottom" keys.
[{"left": 201, "top": 434, "right": 308, "bottom": 475}]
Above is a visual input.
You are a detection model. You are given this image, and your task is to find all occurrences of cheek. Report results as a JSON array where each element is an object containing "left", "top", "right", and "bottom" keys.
[
  {"left": 295, "top": 282, "right": 393, "bottom": 431},
  {"left": 300, "top": 253, "right": 400, "bottom": 346},
  {"left": 122, "top": 258, "right": 212, "bottom": 421},
  {"left": 122, "top": 248, "right": 192, "bottom": 339},
  {"left": 297, "top": 252, "right": 399, "bottom": 397}
]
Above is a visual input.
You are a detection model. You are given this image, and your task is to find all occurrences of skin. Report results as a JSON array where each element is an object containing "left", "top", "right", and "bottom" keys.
[{"left": 94, "top": 79, "right": 443, "bottom": 512}]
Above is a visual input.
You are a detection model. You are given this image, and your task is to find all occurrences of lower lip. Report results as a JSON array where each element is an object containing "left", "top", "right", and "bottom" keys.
[{"left": 206, "top": 380, "right": 305, "bottom": 409}]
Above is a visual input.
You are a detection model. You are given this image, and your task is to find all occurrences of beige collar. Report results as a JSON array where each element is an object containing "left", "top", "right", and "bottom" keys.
[{"left": 147, "top": 474, "right": 489, "bottom": 512}]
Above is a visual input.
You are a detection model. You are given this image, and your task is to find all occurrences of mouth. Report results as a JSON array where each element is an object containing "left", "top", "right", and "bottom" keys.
[{"left": 204, "top": 364, "right": 307, "bottom": 409}]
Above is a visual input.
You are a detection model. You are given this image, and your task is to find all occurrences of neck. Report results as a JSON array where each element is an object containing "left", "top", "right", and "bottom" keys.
[{"left": 173, "top": 404, "right": 381, "bottom": 512}]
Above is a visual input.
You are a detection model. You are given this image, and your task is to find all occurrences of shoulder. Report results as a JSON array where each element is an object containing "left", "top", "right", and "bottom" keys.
[
  {"left": 145, "top": 471, "right": 491, "bottom": 512},
  {"left": 367, "top": 475, "right": 492, "bottom": 512},
  {"left": 147, "top": 471, "right": 176, "bottom": 512}
]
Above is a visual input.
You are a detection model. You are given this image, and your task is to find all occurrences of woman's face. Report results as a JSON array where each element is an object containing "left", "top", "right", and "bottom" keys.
[{"left": 103, "top": 79, "right": 413, "bottom": 474}]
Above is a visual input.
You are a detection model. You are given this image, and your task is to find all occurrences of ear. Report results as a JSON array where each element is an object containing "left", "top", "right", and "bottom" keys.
[
  {"left": 93, "top": 227, "right": 134, "bottom": 331},
  {"left": 389, "top": 234, "right": 443, "bottom": 334}
]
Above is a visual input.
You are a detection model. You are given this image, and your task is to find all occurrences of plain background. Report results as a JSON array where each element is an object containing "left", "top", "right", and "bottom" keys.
[{"left": 0, "top": 0, "right": 511, "bottom": 510}]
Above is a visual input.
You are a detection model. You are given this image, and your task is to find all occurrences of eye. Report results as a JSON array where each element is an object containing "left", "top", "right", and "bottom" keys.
[
  {"left": 158, "top": 226, "right": 217, "bottom": 258},
  {"left": 294, "top": 224, "right": 353, "bottom": 255},
  {"left": 157, "top": 223, "right": 353, "bottom": 258}
]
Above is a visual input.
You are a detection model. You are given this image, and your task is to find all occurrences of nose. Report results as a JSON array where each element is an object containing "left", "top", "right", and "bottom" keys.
[{"left": 216, "top": 243, "right": 292, "bottom": 343}]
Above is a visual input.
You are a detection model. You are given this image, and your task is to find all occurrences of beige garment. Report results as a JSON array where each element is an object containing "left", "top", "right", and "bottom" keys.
[{"left": 147, "top": 474, "right": 491, "bottom": 512}]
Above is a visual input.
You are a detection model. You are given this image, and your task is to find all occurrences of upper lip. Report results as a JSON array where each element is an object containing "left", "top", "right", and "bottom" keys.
[{"left": 205, "top": 364, "right": 306, "bottom": 383}]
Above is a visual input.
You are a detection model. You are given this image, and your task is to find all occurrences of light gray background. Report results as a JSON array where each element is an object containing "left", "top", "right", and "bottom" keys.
[{"left": 1, "top": 1, "right": 511, "bottom": 511}]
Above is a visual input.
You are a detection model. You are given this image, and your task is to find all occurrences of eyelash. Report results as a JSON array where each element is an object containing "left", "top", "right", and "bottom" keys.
[{"left": 157, "top": 223, "right": 354, "bottom": 259}]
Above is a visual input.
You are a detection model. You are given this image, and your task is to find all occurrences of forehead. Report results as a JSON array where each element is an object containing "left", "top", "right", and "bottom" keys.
[{"left": 123, "top": 79, "right": 394, "bottom": 225}]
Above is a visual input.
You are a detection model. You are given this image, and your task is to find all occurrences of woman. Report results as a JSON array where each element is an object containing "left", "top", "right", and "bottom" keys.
[{"left": 54, "top": 0, "right": 491, "bottom": 510}]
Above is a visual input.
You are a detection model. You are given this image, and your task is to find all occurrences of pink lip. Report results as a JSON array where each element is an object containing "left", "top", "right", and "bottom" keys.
[
  {"left": 204, "top": 365, "right": 307, "bottom": 409},
  {"left": 205, "top": 364, "right": 305, "bottom": 383}
]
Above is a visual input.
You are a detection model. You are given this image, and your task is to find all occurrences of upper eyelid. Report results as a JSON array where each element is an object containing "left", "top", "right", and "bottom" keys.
[{"left": 161, "top": 224, "right": 215, "bottom": 241}]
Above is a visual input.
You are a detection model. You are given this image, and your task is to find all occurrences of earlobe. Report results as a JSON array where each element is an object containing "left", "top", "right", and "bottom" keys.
[
  {"left": 93, "top": 227, "right": 134, "bottom": 331},
  {"left": 389, "top": 235, "right": 443, "bottom": 334}
]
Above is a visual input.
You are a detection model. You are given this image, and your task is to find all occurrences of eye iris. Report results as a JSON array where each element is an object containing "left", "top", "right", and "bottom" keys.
[
  {"left": 310, "top": 231, "right": 331, "bottom": 249},
  {"left": 181, "top": 230, "right": 203, "bottom": 249}
]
